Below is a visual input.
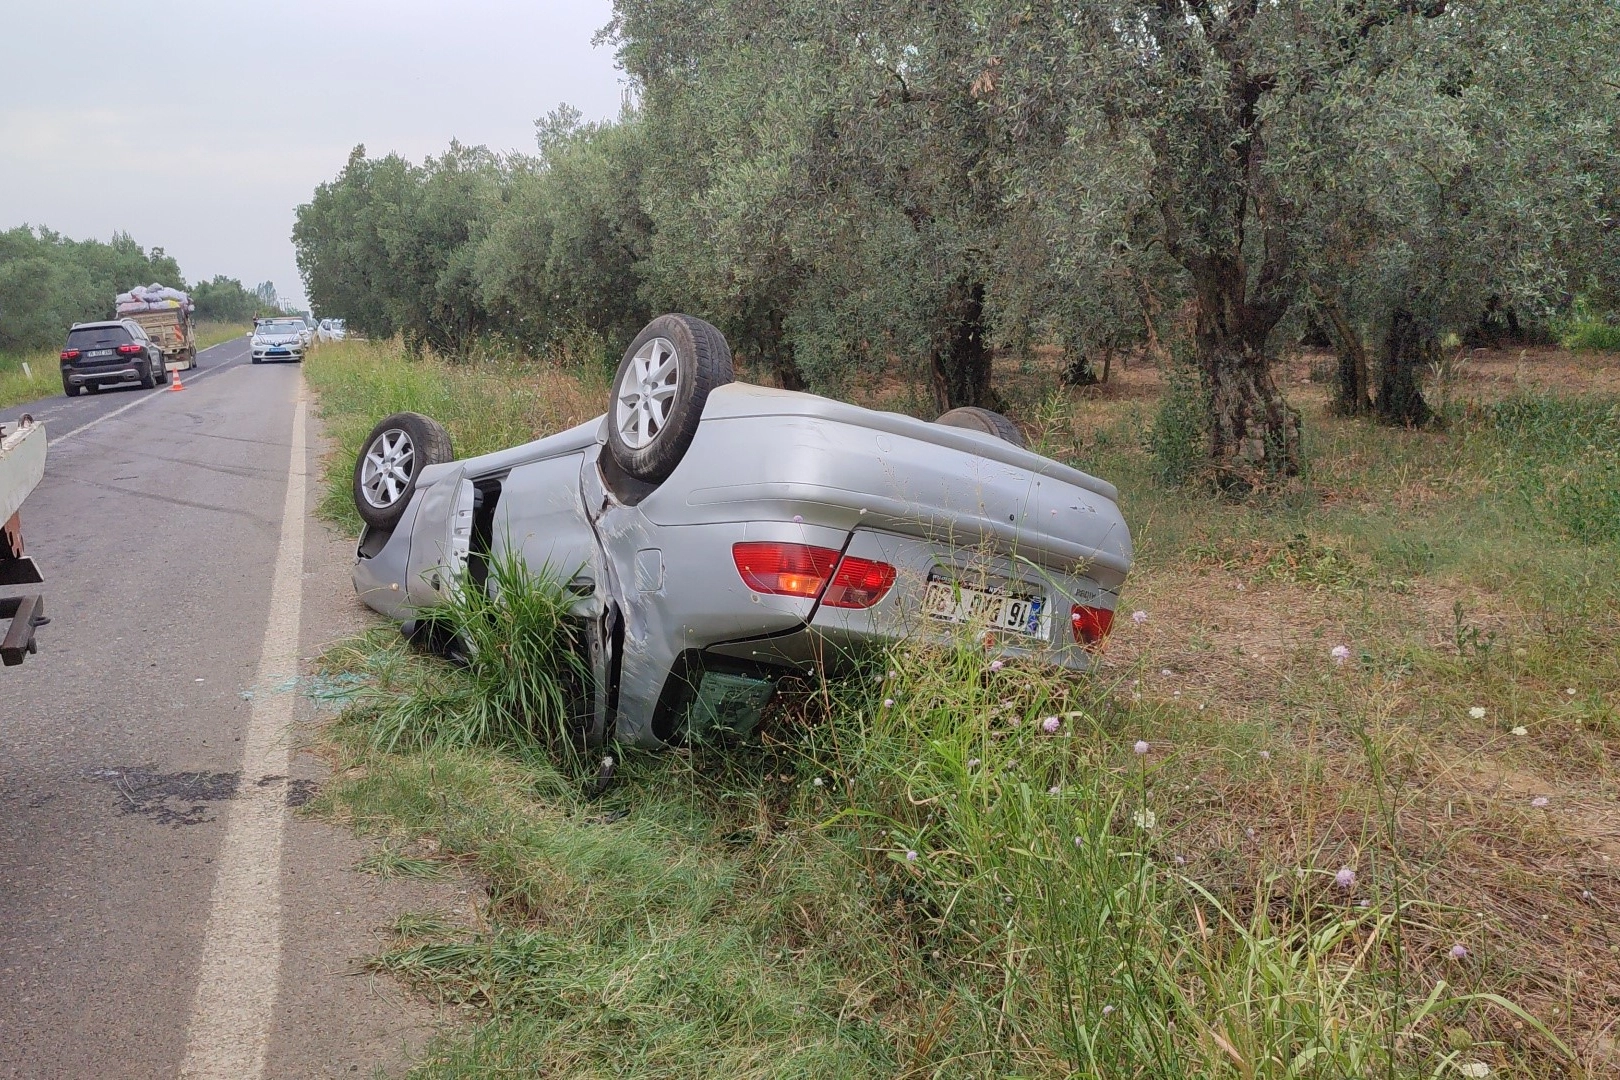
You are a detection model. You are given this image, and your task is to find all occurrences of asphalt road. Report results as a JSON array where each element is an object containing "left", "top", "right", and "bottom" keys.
[{"left": 0, "top": 337, "right": 457, "bottom": 1078}]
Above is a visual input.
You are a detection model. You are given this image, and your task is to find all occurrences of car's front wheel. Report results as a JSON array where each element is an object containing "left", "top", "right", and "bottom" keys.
[
  {"left": 352, "top": 412, "right": 454, "bottom": 529},
  {"left": 605, "top": 314, "right": 734, "bottom": 484}
]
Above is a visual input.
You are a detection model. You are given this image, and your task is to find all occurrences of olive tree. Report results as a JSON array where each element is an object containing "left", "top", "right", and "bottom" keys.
[
  {"left": 609, "top": 0, "right": 1091, "bottom": 410},
  {"left": 1293, "top": 0, "right": 1620, "bottom": 422}
]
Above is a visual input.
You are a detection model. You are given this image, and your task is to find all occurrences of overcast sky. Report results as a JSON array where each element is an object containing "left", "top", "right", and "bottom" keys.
[{"left": 0, "top": 0, "right": 625, "bottom": 309}]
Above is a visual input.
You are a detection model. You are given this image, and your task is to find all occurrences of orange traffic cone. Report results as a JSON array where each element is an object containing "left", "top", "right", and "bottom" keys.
[{"left": 169, "top": 364, "right": 184, "bottom": 392}]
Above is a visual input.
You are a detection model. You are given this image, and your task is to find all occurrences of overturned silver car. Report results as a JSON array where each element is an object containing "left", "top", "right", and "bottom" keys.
[{"left": 350, "top": 315, "right": 1132, "bottom": 746}]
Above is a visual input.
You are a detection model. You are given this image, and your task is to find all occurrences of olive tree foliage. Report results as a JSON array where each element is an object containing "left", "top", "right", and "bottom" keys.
[
  {"left": 473, "top": 106, "right": 657, "bottom": 353},
  {"left": 295, "top": 143, "right": 509, "bottom": 355},
  {"left": 1290, "top": 0, "right": 1620, "bottom": 423},
  {"left": 0, "top": 226, "right": 184, "bottom": 352},
  {"left": 608, "top": 0, "right": 1146, "bottom": 410}
]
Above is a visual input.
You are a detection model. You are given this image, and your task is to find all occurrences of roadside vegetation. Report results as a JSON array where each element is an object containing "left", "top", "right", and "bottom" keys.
[
  {"left": 306, "top": 338, "right": 1620, "bottom": 1078},
  {"left": 295, "top": 0, "right": 1620, "bottom": 487}
]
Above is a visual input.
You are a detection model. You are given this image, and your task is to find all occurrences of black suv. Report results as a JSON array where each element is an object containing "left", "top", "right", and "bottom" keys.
[{"left": 59, "top": 320, "right": 169, "bottom": 396}]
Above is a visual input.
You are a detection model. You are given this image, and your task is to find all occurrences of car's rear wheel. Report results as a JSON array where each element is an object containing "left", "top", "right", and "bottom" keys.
[
  {"left": 353, "top": 412, "right": 453, "bottom": 529},
  {"left": 62, "top": 376, "right": 79, "bottom": 398},
  {"left": 934, "top": 406, "right": 1028, "bottom": 449},
  {"left": 138, "top": 355, "right": 157, "bottom": 390},
  {"left": 606, "top": 314, "right": 733, "bottom": 484},
  {"left": 155, "top": 357, "right": 169, "bottom": 385}
]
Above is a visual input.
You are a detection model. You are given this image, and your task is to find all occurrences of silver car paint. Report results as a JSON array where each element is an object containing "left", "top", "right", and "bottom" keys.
[{"left": 352, "top": 383, "right": 1133, "bottom": 746}]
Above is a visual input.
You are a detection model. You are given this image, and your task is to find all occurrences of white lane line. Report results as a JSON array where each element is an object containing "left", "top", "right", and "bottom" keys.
[
  {"left": 52, "top": 352, "right": 247, "bottom": 447},
  {"left": 179, "top": 383, "right": 307, "bottom": 1080}
]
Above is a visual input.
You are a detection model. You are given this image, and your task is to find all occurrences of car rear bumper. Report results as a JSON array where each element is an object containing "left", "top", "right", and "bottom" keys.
[{"left": 63, "top": 364, "right": 143, "bottom": 385}]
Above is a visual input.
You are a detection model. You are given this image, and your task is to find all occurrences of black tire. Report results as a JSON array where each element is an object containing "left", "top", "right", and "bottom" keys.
[
  {"left": 62, "top": 377, "right": 79, "bottom": 398},
  {"left": 352, "top": 412, "right": 454, "bottom": 530},
  {"left": 138, "top": 354, "right": 157, "bottom": 389},
  {"left": 934, "top": 406, "right": 1028, "bottom": 449},
  {"left": 605, "top": 314, "right": 733, "bottom": 484},
  {"left": 251, "top": 356, "right": 261, "bottom": 364},
  {"left": 155, "top": 356, "right": 169, "bottom": 385},
  {"left": 187, "top": 347, "right": 197, "bottom": 369}
]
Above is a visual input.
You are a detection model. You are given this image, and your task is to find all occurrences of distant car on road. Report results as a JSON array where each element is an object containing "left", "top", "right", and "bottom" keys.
[
  {"left": 348, "top": 313, "right": 1134, "bottom": 749},
  {"left": 59, "top": 320, "right": 170, "bottom": 395},
  {"left": 316, "top": 318, "right": 346, "bottom": 343},
  {"left": 251, "top": 319, "right": 310, "bottom": 364}
]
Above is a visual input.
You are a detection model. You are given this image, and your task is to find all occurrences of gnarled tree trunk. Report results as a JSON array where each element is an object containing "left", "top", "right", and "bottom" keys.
[
  {"left": 1201, "top": 339, "right": 1302, "bottom": 481},
  {"left": 929, "top": 279, "right": 993, "bottom": 413},
  {"left": 1315, "top": 290, "right": 1371, "bottom": 416},
  {"left": 1376, "top": 307, "right": 1433, "bottom": 426},
  {"left": 1193, "top": 266, "right": 1302, "bottom": 482}
]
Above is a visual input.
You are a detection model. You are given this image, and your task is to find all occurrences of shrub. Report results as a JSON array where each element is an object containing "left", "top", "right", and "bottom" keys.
[{"left": 1149, "top": 367, "right": 1208, "bottom": 486}]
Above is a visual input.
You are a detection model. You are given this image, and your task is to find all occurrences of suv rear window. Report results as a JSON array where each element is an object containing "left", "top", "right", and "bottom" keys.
[{"left": 66, "top": 326, "right": 132, "bottom": 349}]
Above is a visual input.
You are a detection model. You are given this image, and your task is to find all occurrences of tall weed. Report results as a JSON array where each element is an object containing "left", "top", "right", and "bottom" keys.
[{"left": 341, "top": 548, "right": 588, "bottom": 767}]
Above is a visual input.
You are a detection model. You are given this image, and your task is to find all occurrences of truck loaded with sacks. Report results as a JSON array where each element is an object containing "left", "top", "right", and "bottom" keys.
[{"left": 116, "top": 283, "right": 197, "bottom": 371}]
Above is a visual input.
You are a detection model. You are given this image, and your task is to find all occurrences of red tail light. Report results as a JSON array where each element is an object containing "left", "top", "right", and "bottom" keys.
[
  {"left": 60, "top": 349, "right": 80, "bottom": 360},
  {"left": 733, "top": 542, "right": 840, "bottom": 598},
  {"left": 823, "top": 556, "right": 897, "bottom": 609},
  {"left": 732, "top": 542, "right": 897, "bottom": 609},
  {"left": 1070, "top": 605, "right": 1115, "bottom": 650},
  {"left": 116, "top": 343, "right": 143, "bottom": 356}
]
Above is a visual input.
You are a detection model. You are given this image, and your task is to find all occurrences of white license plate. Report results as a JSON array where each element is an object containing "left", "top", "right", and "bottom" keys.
[
  {"left": 87, "top": 349, "right": 113, "bottom": 358},
  {"left": 924, "top": 578, "right": 1050, "bottom": 638}
]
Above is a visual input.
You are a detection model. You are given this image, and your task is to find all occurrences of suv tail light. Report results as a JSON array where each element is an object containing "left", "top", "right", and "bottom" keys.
[
  {"left": 733, "top": 542, "right": 840, "bottom": 598},
  {"left": 1070, "top": 605, "right": 1115, "bottom": 650},
  {"left": 822, "top": 556, "right": 897, "bottom": 609},
  {"left": 732, "top": 542, "right": 897, "bottom": 609},
  {"left": 116, "top": 343, "right": 143, "bottom": 356},
  {"left": 60, "top": 349, "right": 80, "bottom": 360}
]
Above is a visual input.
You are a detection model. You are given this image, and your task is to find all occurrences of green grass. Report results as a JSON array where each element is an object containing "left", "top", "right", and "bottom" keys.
[
  {"left": 304, "top": 342, "right": 1620, "bottom": 1078},
  {"left": 304, "top": 338, "right": 609, "bottom": 534},
  {"left": 335, "top": 546, "right": 589, "bottom": 767},
  {"left": 1560, "top": 319, "right": 1620, "bottom": 352}
]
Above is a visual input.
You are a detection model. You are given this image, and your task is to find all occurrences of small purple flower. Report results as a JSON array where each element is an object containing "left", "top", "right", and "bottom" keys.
[
  {"left": 1259, "top": 750, "right": 1272, "bottom": 762},
  {"left": 966, "top": 758, "right": 981, "bottom": 768},
  {"left": 1133, "top": 740, "right": 1150, "bottom": 755},
  {"left": 1132, "top": 610, "right": 1148, "bottom": 625},
  {"left": 1048, "top": 784, "right": 1062, "bottom": 795},
  {"left": 792, "top": 514, "right": 803, "bottom": 523},
  {"left": 1101, "top": 1005, "right": 1114, "bottom": 1017},
  {"left": 1449, "top": 944, "right": 1469, "bottom": 960},
  {"left": 1174, "top": 855, "right": 1187, "bottom": 866},
  {"left": 1531, "top": 796, "right": 1549, "bottom": 808},
  {"left": 1335, "top": 866, "right": 1356, "bottom": 890},
  {"left": 905, "top": 849, "right": 918, "bottom": 862},
  {"left": 1246, "top": 827, "right": 1257, "bottom": 840},
  {"left": 1160, "top": 668, "right": 1173, "bottom": 676},
  {"left": 1042, "top": 716, "right": 1062, "bottom": 734},
  {"left": 1331, "top": 644, "right": 1350, "bottom": 665},
  {"left": 883, "top": 698, "right": 895, "bottom": 708},
  {"left": 989, "top": 660, "right": 1004, "bottom": 672},
  {"left": 1073, "top": 835, "right": 1084, "bottom": 847}
]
